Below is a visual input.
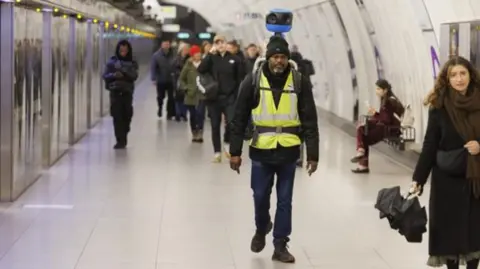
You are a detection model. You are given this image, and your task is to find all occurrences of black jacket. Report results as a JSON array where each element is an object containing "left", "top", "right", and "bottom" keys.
[
  {"left": 244, "top": 56, "right": 259, "bottom": 76},
  {"left": 230, "top": 63, "right": 319, "bottom": 164},
  {"left": 197, "top": 51, "right": 244, "bottom": 98},
  {"left": 103, "top": 40, "right": 139, "bottom": 93},
  {"left": 151, "top": 49, "right": 175, "bottom": 84}
]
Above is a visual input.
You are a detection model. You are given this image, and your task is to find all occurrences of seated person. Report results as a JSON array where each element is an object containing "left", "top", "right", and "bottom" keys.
[{"left": 351, "top": 79, "right": 404, "bottom": 173}]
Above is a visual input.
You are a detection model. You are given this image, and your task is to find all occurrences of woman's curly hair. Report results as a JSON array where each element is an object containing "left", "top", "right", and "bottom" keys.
[{"left": 424, "top": 56, "right": 480, "bottom": 108}]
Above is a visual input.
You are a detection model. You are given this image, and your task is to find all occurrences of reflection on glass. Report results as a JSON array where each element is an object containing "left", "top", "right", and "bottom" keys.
[
  {"left": 74, "top": 23, "right": 88, "bottom": 140},
  {"left": 92, "top": 27, "right": 102, "bottom": 123},
  {"left": 449, "top": 25, "right": 459, "bottom": 58},
  {"left": 13, "top": 7, "right": 43, "bottom": 192},
  {"left": 50, "top": 16, "right": 70, "bottom": 162},
  {"left": 470, "top": 23, "right": 480, "bottom": 70}
]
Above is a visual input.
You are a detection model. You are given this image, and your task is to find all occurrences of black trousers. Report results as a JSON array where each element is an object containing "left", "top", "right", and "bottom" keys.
[
  {"left": 207, "top": 98, "right": 234, "bottom": 153},
  {"left": 110, "top": 92, "right": 133, "bottom": 144},
  {"left": 156, "top": 81, "right": 175, "bottom": 118}
]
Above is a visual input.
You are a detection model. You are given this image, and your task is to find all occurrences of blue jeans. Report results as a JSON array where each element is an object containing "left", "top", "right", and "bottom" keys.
[
  {"left": 251, "top": 161, "right": 296, "bottom": 242},
  {"left": 175, "top": 101, "right": 187, "bottom": 119},
  {"left": 186, "top": 101, "right": 206, "bottom": 131}
]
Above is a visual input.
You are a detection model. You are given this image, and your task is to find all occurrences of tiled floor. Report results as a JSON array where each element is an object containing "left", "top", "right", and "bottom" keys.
[{"left": 0, "top": 77, "right": 430, "bottom": 269}]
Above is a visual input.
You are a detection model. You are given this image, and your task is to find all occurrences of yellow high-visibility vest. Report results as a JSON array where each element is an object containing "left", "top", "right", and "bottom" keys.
[{"left": 250, "top": 71, "right": 301, "bottom": 149}]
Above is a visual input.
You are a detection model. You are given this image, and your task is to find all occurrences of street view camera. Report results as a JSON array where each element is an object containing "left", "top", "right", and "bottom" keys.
[{"left": 265, "top": 8, "right": 293, "bottom": 36}]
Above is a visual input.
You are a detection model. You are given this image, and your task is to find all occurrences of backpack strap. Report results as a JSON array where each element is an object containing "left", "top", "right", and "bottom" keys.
[
  {"left": 291, "top": 70, "right": 302, "bottom": 94},
  {"left": 252, "top": 61, "right": 303, "bottom": 103},
  {"left": 253, "top": 61, "right": 265, "bottom": 98}
]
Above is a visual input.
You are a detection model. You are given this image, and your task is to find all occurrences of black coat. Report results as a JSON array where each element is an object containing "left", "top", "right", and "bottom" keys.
[
  {"left": 197, "top": 51, "right": 244, "bottom": 98},
  {"left": 103, "top": 56, "right": 138, "bottom": 93},
  {"left": 413, "top": 108, "right": 480, "bottom": 257}
]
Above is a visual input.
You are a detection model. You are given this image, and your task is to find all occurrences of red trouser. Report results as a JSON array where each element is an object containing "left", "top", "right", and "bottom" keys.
[{"left": 356, "top": 123, "right": 386, "bottom": 167}]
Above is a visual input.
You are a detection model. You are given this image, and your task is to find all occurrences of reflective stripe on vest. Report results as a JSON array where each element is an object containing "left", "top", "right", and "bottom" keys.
[{"left": 250, "top": 71, "right": 301, "bottom": 149}]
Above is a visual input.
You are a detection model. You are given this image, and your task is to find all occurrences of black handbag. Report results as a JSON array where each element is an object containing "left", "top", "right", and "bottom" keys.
[
  {"left": 197, "top": 73, "right": 218, "bottom": 101},
  {"left": 436, "top": 148, "right": 467, "bottom": 176}
]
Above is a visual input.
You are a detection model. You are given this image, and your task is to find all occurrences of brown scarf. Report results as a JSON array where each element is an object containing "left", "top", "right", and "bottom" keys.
[{"left": 444, "top": 88, "right": 480, "bottom": 198}]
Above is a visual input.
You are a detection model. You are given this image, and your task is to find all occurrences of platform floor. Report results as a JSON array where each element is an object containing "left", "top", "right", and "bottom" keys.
[{"left": 0, "top": 77, "right": 429, "bottom": 269}]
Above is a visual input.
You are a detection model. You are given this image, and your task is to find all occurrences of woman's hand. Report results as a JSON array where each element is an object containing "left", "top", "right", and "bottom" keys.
[
  {"left": 410, "top": 181, "right": 423, "bottom": 196},
  {"left": 367, "top": 107, "right": 376, "bottom": 116},
  {"left": 465, "top": 140, "right": 480, "bottom": 155}
]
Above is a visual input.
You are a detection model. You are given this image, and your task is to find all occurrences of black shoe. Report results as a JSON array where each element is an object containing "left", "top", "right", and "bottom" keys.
[
  {"left": 272, "top": 239, "right": 295, "bottom": 263},
  {"left": 113, "top": 143, "right": 126, "bottom": 149},
  {"left": 296, "top": 160, "right": 303, "bottom": 168},
  {"left": 157, "top": 110, "right": 162, "bottom": 118},
  {"left": 250, "top": 221, "right": 273, "bottom": 253}
]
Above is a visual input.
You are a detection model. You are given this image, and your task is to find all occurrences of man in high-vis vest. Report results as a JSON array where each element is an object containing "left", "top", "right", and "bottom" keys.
[{"left": 229, "top": 36, "right": 319, "bottom": 263}]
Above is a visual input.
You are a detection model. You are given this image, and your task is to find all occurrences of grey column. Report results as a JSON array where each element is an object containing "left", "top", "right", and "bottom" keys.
[
  {"left": 41, "top": 10, "right": 53, "bottom": 167},
  {"left": 86, "top": 19, "right": 93, "bottom": 127},
  {"left": 68, "top": 17, "right": 76, "bottom": 144},
  {"left": 0, "top": 2, "right": 15, "bottom": 202},
  {"left": 98, "top": 24, "right": 105, "bottom": 115}
]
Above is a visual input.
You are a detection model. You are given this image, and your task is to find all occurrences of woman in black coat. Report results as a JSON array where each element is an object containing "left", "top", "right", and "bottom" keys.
[{"left": 411, "top": 56, "right": 480, "bottom": 269}]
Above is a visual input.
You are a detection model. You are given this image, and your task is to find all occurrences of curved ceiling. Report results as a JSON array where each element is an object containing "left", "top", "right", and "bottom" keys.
[
  {"left": 162, "top": 0, "right": 264, "bottom": 30},
  {"left": 161, "top": 0, "right": 322, "bottom": 31},
  {"left": 105, "top": 0, "right": 317, "bottom": 32}
]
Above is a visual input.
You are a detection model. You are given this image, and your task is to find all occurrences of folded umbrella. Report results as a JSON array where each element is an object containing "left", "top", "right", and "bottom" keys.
[{"left": 374, "top": 186, "right": 428, "bottom": 243}]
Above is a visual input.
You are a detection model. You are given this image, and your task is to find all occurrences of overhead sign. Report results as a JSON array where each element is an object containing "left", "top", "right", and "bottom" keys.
[
  {"left": 236, "top": 12, "right": 263, "bottom": 20},
  {"left": 160, "top": 6, "right": 177, "bottom": 19},
  {"left": 162, "top": 24, "right": 180, "bottom": 32},
  {"left": 177, "top": 32, "right": 190, "bottom": 39},
  {"left": 198, "top": 32, "right": 212, "bottom": 39}
]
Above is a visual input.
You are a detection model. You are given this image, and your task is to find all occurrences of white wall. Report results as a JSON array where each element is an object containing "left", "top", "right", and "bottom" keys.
[{"left": 223, "top": 0, "right": 480, "bottom": 145}]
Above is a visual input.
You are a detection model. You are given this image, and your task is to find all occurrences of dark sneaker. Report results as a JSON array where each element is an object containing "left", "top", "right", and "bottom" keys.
[
  {"left": 113, "top": 143, "right": 126, "bottom": 149},
  {"left": 250, "top": 221, "right": 273, "bottom": 253},
  {"left": 272, "top": 239, "right": 295, "bottom": 263}
]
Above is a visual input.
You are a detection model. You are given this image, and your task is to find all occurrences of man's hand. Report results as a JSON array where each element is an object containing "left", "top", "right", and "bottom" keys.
[
  {"left": 209, "top": 45, "right": 217, "bottom": 54},
  {"left": 306, "top": 161, "right": 318, "bottom": 176},
  {"left": 230, "top": 156, "right": 242, "bottom": 174},
  {"left": 114, "top": 71, "right": 123, "bottom": 78}
]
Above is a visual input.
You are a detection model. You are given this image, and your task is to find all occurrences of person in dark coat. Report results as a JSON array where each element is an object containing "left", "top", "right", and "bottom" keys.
[
  {"left": 102, "top": 39, "right": 139, "bottom": 149},
  {"left": 151, "top": 40, "right": 176, "bottom": 119},
  {"left": 244, "top": 43, "right": 260, "bottom": 76},
  {"left": 411, "top": 56, "right": 480, "bottom": 269},
  {"left": 197, "top": 35, "right": 244, "bottom": 162},
  {"left": 350, "top": 79, "right": 404, "bottom": 173}
]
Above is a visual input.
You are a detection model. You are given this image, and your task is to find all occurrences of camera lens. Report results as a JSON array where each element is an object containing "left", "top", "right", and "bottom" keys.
[{"left": 266, "top": 14, "right": 277, "bottom": 24}]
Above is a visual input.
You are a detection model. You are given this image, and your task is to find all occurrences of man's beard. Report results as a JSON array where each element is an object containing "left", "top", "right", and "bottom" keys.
[{"left": 272, "top": 65, "right": 286, "bottom": 74}]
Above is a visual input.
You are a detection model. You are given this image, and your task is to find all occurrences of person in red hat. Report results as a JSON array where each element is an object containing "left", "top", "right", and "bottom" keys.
[{"left": 178, "top": 45, "right": 206, "bottom": 142}]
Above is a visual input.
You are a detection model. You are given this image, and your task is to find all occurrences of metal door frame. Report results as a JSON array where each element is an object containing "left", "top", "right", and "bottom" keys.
[{"left": 0, "top": 2, "right": 15, "bottom": 201}]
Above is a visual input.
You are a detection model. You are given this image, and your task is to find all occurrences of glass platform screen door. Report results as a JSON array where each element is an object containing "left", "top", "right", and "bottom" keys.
[{"left": 470, "top": 22, "right": 480, "bottom": 70}]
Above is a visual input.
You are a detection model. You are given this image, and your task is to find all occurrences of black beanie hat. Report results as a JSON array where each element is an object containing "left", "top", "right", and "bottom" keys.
[{"left": 266, "top": 36, "right": 290, "bottom": 59}]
